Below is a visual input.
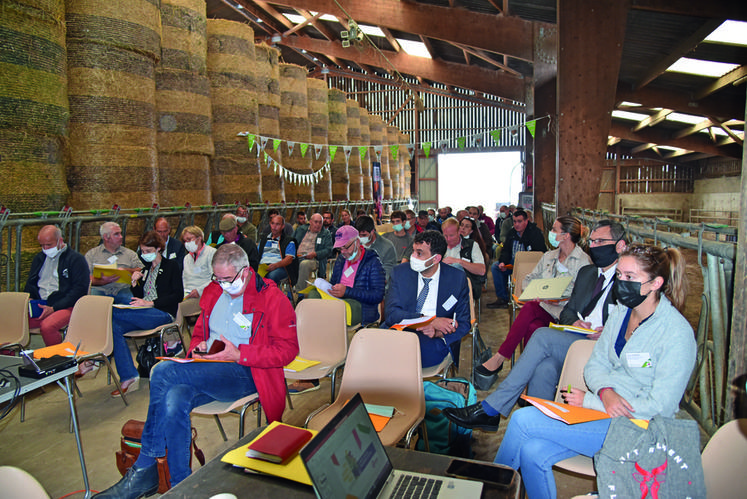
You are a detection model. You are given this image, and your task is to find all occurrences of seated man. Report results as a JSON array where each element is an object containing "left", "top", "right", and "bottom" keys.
[
  {"left": 381, "top": 210, "right": 413, "bottom": 262},
  {"left": 93, "top": 244, "right": 298, "bottom": 497},
  {"left": 293, "top": 213, "right": 333, "bottom": 291},
  {"left": 260, "top": 208, "right": 293, "bottom": 238},
  {"left": 476, "top": 205, "right": 495, "bottom": 234},
  {"left": 293, "top": 211, "right": 307, "bottom": 231},
  {"left": 85, "top": 221, "right": 142, "bottom": 304},
  {"left": 258, "top": 214, "right": 297, "bottom": 287},
  {"left": 153, "top": 217, "right": 186, "bottom": 271},
  {"left": 467, "top": 206, "right": 495, "bottom": 246},
  {"left": 25, "top": 225, "right": 89, "bottom": 346},
  {"left": 236, "top": 205, "right": 258, "bottom": 243},
  {"left": 404, "top": 209, "right": 422, "bottom": 235},
  {"left": 355, "top": 215, "right": 397, "bottom": 285},
  {"left": 382, "top": 231, "right": 470, "bottom": 368},
  {"left": 443, "top": 220, "right": 627, "bottom": 431},
  {"left": 488, "top": 208, "right": 546, "bottom": 309},
  {"left": 418, "top": 210, "right": 441, "bottom": 232},
  {"left": 440, "top": 218, "right": 486, "bottom": 299},
  {"left": 322, "top": 210, "right": 337, "bottom": 236}
]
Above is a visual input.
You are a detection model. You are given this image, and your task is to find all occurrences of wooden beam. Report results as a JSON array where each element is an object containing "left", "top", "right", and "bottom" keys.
[
  {"left": 630, "top": 0, "right": 747, "bottom": 21},
  {"left": 280, "top": 36, "right": 526, "bottom": 101},
  {"left": 616, "top": 84, "right": 744, "bottom": 122},
  {"left": 672, "top": 118, "right": 714, "bottom": 139},
  {"left": 265, "top": 0, "right": 546, "bottom": 62},
  {"left": 710, "top": 118, "right": 745, "bottom": 145},
  {"left": 282, "top": 11, "right": 321, "bottom": 36},
  {"left": 631, "top": 142, "right": 656, "bottom": 154},
  {"left": 694, "top": 65, "right": 747, "bottom": 100},
  {"left": 419, "top": 35, "right": 436, "bottom": 60},
  {"left": 453, "top": 42, "right": 523, "bottom": 76},
  {"left": 380, "top": 27, "right": 401, "bottom": 52},
  {"left": 632, "top": 108, "right": 672, "bottom": 131},
  {"left": 609, "top": 121, "right": 742, "bottom": 158}
]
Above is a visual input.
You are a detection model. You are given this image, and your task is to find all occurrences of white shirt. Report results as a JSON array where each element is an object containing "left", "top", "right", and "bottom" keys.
[
  {"left": 417, "top": 264, "right": 441, "bottom": 317},
  {"left": 183, "top": 245, "right": 217, "bottom": 296},
  {"left": 585, "top": 264, "right": 617, "bottom": 330}
]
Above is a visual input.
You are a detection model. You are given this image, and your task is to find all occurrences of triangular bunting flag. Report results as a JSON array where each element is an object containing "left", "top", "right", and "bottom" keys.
[
  {"left": 390, "top": 145, "right": 398, "bottom": 160},
  {"left": 287, "top": 141, "right": 295, "bottom": 156},
  {"left": 373, "top": 146, "right": 383, "bottom": 160},
  {"left": 329, "top": 145, "right": 338, "bottom": 162},
  {"left": 343, "top": 146, "right": 352, "bottom": 159},
  {"left": 490, "top": 129, "right": 501, "bottom": 145},
  {"left": 407, "top": 144, "right": 415, "bottom": 157},
  {"left": 314, "top": 144, "right": 323, "bottom": 159},
  {"left": 526, "top": 119, "right": 537, "bottom": 138},
  {"left": 358, "top": 146, "right": 367, "bottom": 160},
  {"left": 246, "top": 134, "right": 255, "bottom": 152},
  {"left": 440, "top": 140, "right": 448, "bottom": 152},
  {"left": 423, "top": 142, "right": 431, "bottom": 158},
  {"left": 273, "top": 138, "right": 281, "bottom": 152},
  {"left": 457, "top": 137, "right": 466, "bottom": 150},
  {"left": 259, "top": 136, "right": 269, "bottom": 156},
  {"left": 300, "top": 143, "right": 309, "bottom": 158}
]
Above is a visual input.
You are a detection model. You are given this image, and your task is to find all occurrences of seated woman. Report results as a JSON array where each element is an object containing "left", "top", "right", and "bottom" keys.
[
  {"left": 110, "top": 231, "right": 183, "bottom": 397},
  {"left": 494, "top": 244, "right": 695, "bottom": 499},
  {"left": 477, "top": 216, "right": 591, "bottom": 378},
  {"left": 460, "top": 217, "right": 490, "bottom": 267}
]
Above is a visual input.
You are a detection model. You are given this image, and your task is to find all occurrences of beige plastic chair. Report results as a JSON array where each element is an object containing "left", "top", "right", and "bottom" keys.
[
  {"left": 552, "top": 339, "right": 597, "bottom": 477},
  {"left": 177, "top": 296, "right": 201, "bottom": 338},
  {"left": 508, "top": 251, "right": 544, "bottom": 326},
  {"left": 123, "top": 302, "right": 186, "bottom": 357},
  {"left": 305, "top": 329, "right": 426, "bottom": 448},
  {"left": 0, "top": 292, "right": 30, "bottom": 353},
  {"left": 702, "top": 418, "right": 747, "bottom": 498},
  {"left": 0, "top": 466, "right": 50, "bottom": 499},
  {"left": 65, "top": 295, "right": 130, "bottom": 405},
  {"left": 192, "top": 393, "right": 261, "bottom": 441},
  {"left": 285, "top": 299, "right": 348, "bottom": 403}
]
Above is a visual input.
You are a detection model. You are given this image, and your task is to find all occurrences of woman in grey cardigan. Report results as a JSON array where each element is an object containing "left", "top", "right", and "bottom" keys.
[{"left": 494, "top": 243, "right": 695, "bottom": 499}]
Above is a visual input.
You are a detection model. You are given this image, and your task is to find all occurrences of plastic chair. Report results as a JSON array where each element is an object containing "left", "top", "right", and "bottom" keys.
[
  {"left": 0, "top": 292, "right": 30, "bottom": 353},
  {"left": 177, "top": 297, "right": 201, "bottom": 338},
  {"left": 123, "top": 302, "right": 186, "bottom": 357},
  {"left": 285, "top": 299, "right": 348, "bottom": 403},
  {"left": 192, "top": 393, "right": 261, "bottom": 441},
  {"left": 702, "top": 418, "right": 747, "bottom": 498},
  {"left": 0, "top": 466, "right": 50, "bottom": 499},
  {"left": 508, "top": 251, "right": 544, "bottom": 327},
  {"left": 552, "top": 339, "right": 597, "bottom": 477},
  {"left": 305, "top": 329, "right": 426, "bottom": 448}
]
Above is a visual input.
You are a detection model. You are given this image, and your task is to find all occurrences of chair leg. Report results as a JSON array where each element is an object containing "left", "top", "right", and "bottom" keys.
[
  {"left": 256, "top": 401, "right": 263, "bottom": 427},
  {"left": 213, "top": 414, "right": 228, "bottom": 442},
  {"left": 20, "top": 395, "right": 25, "bottom": 422},
  {"left": 105, "top": 356, "right": 128, "bottom": 406}
]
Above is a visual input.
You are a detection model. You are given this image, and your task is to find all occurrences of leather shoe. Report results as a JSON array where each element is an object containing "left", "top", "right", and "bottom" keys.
[
  {"left": 475, "top": 362, "right": 503, "bottom": 377},
  {"left": 486, "top": 298, "right": 508, "bottom": 309},
  {"left": 92, "top": 463, "right": 159, "bottom": 498},
  {"left": 442, "top": 403, "right": 501, "bottom": 431}
]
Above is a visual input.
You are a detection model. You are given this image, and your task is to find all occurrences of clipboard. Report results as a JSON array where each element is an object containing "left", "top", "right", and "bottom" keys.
[{"left": 519, "top": 276, "right": 573, "bottom": 301}]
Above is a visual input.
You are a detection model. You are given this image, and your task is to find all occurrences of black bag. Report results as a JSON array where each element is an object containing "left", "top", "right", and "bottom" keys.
[
  {"left": 471, "top": 327, "right": 497, "bottom": 391},
  {"left": 136, "top": 337, "right": 161, "bottom": 378}
]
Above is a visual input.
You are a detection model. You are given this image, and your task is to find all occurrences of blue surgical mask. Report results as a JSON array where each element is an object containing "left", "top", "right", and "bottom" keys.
[
  {"left": 548, "top": 231, "right": 561, "bottom": 248},
  {"left": 346, "top": 246, "right": 359, "bottom": 261},
  {"left": 393, "top": 223, "right": 403, "bottom": 232},
  {"left": 404, "top": 221, "right": 411, "bottom": 230},
  {"left": 141, "top": 252, "right": 157, "bottom": 263}
]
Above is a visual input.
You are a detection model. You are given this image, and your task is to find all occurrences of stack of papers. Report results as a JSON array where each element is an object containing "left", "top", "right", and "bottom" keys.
[
  {"left": 548, "top": 322, "right": 597, "bottom": 335},
  {"left": 365, "top": 403, "right": 395, "bottom": 431}
]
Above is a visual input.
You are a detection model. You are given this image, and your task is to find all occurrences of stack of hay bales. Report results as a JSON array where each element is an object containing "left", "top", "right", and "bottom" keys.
[
  {"left": 279, "top": 63, "right": 311, "bottom": 202},
  {"left": 369, "top": 113, "right": 389, "bottom": 200},
  {"left": 0, "top": 0, "right": 69, "bottom": 212},
  {"left": 207, "top": 19, "right": 259, "bottom": 204},
  {"left": 307, "top": 77, "right": 330, "bottom": 201},
  {"left": 156, "top": 0, "right": 212, "bottom": 207},
  {"left": 400, "top": 132, "right": 412, "bottom": 198},
  {"left": 66, "top": 0, "right": 161, "bottom": 210},
  {"left": 387, "top": 126, "right": 401, "bottom": 199},
  {"left": 255, "top": 43, "right": 283, "bottom": 202},
  {"left": 359, "top": 107, "right": 373, "bottom": 200},
  {"left": 346, "top": 99, "right": 363, "bottom": 200},
  {"left": 327, "top": 88, "right": 348, "bottom": 201}
]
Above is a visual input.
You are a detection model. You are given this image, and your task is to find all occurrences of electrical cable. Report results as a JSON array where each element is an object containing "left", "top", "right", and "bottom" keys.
[{"left": 0, "top": 368, "right": 21, "bottom": 420}]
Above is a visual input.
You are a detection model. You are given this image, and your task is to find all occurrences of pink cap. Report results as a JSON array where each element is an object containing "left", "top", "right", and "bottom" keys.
[{"left": 333, "top": 225, "right": 359, "bottom": 248}]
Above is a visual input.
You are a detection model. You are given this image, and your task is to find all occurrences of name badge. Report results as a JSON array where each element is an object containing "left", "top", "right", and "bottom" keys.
[
  {"left": 317, "top": 237, "right": 322, "bottom": 244},
  {"left": 107, "top": 255, "right": 118, "bottom": 264},
  {"left": 626, "top": 352, "right": 652, "bottom": 368},
  {"left": 233, "top": 312, "right": 253, "bottom": 330},
  {"left": 344, "top": 266, "right": 355, "bottom": 278},
  {"left": 442, "top": 295, "right": 457, "bottom": 311}
]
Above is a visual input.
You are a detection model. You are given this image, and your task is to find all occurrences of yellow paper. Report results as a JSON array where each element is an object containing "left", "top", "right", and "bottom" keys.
[
  {"left": 549, "top": 322, "right": 597, "bottom": 335},
  {"left": 257, "top": 263, "right": 270, "bottom": 278},
  {"left": 298, "top": 283, "right": 353, "bottom": 325},
  {"left": 284, "top": 356, "right": 321, "bottom": 372},
  {"left": 93, "top": 264, "right": 133, "bottom": 284},
  {"left": 221, "top": 421, "right": 317, "bottom": 486},
  {"left": 33, "top": 341, "right": 89, "bottom": 359}
]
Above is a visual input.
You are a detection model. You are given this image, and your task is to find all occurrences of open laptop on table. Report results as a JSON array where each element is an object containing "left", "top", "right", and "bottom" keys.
[{"left": 301, "top": 393, "right": 483, "bottom": 499}]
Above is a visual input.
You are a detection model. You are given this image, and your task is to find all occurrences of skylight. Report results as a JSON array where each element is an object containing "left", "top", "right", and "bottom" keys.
[
  {"left": 396, "top": 39, "right": 432, "bottom": 59},
  {"left": 705, "top": 20, "right": 747, "bottom": 47},
  {"left": 619, "top": 101, "right": 641, "bottom": 107},
  {"left": 359, "top": 24, "right": 385, "bottom": 37},
  {"left": 665, "top": 113, "right": 706, "bottom": 125},
  {"left": 611, "top": 110, "right": 648, "bottom": 121},
  {"left": 666, "top": 58, "right": 740, "bottom": 78}
]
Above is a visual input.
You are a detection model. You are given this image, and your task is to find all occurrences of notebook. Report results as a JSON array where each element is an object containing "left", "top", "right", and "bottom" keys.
[
  {"left": 518, "top": 275, "right": 573, "bottom": 301},
  {"left": 300, "top": 394, "right": 483, "bottom": 499}
]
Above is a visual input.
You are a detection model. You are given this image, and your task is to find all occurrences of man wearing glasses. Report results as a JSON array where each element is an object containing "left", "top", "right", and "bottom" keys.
[
  {"left": 94, "top": 244, "right": 298, "bottom": 498},
  {"left": 444, "top": 220, "right": 628, "bottom": 431}
]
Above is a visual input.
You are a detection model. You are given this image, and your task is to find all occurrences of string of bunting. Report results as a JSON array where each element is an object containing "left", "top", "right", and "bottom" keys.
[{"left": 238, "top": 115, "right": 549, "bottom": 184}]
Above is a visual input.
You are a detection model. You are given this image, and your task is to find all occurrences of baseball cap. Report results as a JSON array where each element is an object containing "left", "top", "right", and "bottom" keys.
[
  {"left": 333, "top": 225, "right": 359, "bottom": 248},
  {"left": 219, "top": 217, "right": 237, "bottom": 231}
]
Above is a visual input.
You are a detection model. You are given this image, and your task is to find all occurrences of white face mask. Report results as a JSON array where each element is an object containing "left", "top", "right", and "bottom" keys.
[
  {"left": 43, "top": 245, "right": 60, "bottom": 259},
  {"left": 236, "top": 216, "right": 247, "bottom": 224},
  {"left": 409, "top": 255, "right": 436, "bottom": 273},
  {"left": 500, "top": 212, "right": 507, "bottom": 219},
  {"left": 359, "top": 236, "right": 371, "bottom": 246},
  {"left": 141, "top": 252, "right": 157, "bottom": 263},
  {"left": 185, "top": 240, "right": 198, "bottom": 253},
  {"left": 220, "top": 276, "right": 245, "bottom": 295},
  {"left": 404, "top": 221, "right": 411, "bottom": 230}
]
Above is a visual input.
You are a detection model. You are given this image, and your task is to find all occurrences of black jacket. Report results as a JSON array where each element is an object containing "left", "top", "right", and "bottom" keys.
[
  {"left": 499, "top": 222, "right": 547, "bottom": 265},
  {"left": 216, "top": 233, "right": 260, "bottom": 273},
  {"left": 559, "top": 264, "right": 617, "bottom": 325},
  {"left": 25, "top": 247, "right": 90, "bottom": 311},
  {"left": 131, "top": 256, "right": 184, "bottom": 317}
]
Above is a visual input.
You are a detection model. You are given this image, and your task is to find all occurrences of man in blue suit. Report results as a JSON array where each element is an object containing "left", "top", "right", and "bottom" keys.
[{"left": 382, "top": 230, "right": 471, "bottom": 368}]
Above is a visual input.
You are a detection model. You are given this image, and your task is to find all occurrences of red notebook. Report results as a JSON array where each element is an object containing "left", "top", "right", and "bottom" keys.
[{"left": 246, "top": 424, "right": 313, "bottom": 464}]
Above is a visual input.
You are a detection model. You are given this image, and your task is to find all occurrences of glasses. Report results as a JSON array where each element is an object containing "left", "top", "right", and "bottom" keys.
[
  {"left": 589, "top": 238, "right": 618, "bottom": 246},
  {"left": 211, "top": 266, "right": 246, "bottom": 285}
]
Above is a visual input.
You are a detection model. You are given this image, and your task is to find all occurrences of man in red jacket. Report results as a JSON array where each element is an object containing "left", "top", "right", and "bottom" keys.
[{"left": 94, "top": 244, "right": 298, "bottom": 499}]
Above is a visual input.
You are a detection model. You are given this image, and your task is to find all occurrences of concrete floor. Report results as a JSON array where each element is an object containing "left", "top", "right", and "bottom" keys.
[{"left": 1, "top": 287, "right": 596, "bottom": 498}]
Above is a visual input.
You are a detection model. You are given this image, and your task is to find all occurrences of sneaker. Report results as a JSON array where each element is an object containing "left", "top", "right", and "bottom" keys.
[
  {"left": 288, "top": 379, "right": 320, "bottom": 395},
  {"left": 165, "top": 342, "right": 183, "bottom": 357}
]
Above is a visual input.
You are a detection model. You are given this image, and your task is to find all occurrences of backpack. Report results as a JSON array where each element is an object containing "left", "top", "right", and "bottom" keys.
[
  {"left": 594, "top": 416, "right": 706, "bottom": 499},
  {"left": 136, "top": 337, "right": 161, "bottom": 378},
  {"left": 416, "top": 378, "right": 477, "bottom": 458}
]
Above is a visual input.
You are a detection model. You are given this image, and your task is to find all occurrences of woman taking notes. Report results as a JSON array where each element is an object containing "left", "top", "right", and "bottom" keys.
[{"left": 494, "top": 243, "right": 696, "bottom": 499}]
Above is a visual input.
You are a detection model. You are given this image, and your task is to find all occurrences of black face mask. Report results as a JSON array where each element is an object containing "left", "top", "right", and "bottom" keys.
[
  {"left": 590, "top": 244, "right": 618, "bottom": 268},
  {"left": 614, "top": 279, "right": 653, "bottom": 309}
]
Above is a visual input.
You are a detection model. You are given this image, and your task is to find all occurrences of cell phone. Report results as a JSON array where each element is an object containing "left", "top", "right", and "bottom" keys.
[
  {"left": 192, "top": 349, "right": 206, "bottom": 355},
  {"left": 445, "top": 458, "right": 516, "bottom": 489}
]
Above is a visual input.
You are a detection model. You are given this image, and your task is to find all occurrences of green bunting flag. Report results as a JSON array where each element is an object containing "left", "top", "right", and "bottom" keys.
[
  {"left": 390, "top": 144, "right": 398, "bottom": 160},
  {"left": 359, "top": 146, "right": 367, "bottom": 160},
  {"left": 423, "top": 142, "right": 432, "bottom": 158},
  {"left": 246, "top": 134, "right": 255, "bottom": 152},
  {"left": 490, "top": 129, "right": 501, "bottom": 145},
  {"left": 273, "top": 138, "right": 281, "bottom": 152},
  {"left": 329, "top": 145, "right": 338, "bottom": 162},
  {"left": 299, "top": 143, "right": 309, "bottom": 158},
  {"left": 457, "top": 136, "right": 466, "bottom": 150},
  {"left": 526, "top": 119, "right": 537, "bottom": 138}
]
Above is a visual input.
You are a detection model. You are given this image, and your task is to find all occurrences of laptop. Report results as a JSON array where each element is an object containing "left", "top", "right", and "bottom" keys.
[
  {"left": 300, "top": 394, "right": 483, "bottom": 499},
  {"left": 518, "top": 275, "right": 573, "bottom": 301}
]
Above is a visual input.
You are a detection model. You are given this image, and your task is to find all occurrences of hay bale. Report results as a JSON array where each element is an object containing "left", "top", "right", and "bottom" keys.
[
  {"left": 369, "top": 113, "right": 390, "bottom": 200},
  {"left": 279, "top": 63, "right": 311, "bottom": 202},
  {"left": 307, "top": 77, "right": 330, "bottom": 202},
  {"left": 207, "top": 19, "right": 259, "bottom": 204},
  {"left": 0, "top": 0, "right": 68, "bottom": 211},
  {"left": 160, "top": 0, "right": 207, "bottom": 74},
  {"left": 255, "top": 43, "right": 283, "bottom": 202},
  {"left": 346, "top": 99, "right": 363, "bottom": 201},
  {"left": 328, "top": 88, "right": 348, "bottom": 201},
  {"left": 158, "top": 152, "right": 210, "bottom": 207},
  {"left": 359, "top": 107, "right": 372, "bottom": 200},
  {"left": 156, "top": 69, "right": 212, "bottom": 154},
  {"left": 387, "top": 126, "right": 400, "bottom": 199}
]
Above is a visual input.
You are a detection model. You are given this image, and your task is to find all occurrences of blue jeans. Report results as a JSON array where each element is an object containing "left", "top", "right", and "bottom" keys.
[
  {"left": 265, "top": 267, "right": 289, "bottom": 285},
  {"left": 490, "top": 261, "right": 511, "bottom": 301},
  {"left": 112, "top": 307, "right": 173, "bottom": 382},
  {"left": 494, "top": 407, "right": 611, "bottom": 499},
  {"left": 136, "top": 361, "right": 256, "bottom": 485},
  {"left": 91, "top": 286, "right": 133, "bottom": 305}
]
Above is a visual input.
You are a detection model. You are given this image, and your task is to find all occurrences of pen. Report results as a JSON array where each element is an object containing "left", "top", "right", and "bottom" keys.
[
  {"left": 451, "top": 313, "right": 456, "bottom": 327},
  {"left": 72, "top": 340, "right": 82, "bottom": 359},
  {"left": 577, "top": 312, "right": 585, "bottom": 322}
]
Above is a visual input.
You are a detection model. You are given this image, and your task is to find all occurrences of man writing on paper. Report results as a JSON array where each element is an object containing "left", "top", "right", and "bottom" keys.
[
  {"left": 93, "top": 244, "right": 298, "bottom": 498},
  {"left": 443, "top": 220, "right": 627, "bottom": 431},
  {"left": 25, "top": 225, "right": 89, "bottom": 346},
  {"left": 382, "top": 231, "right": 470, "bottom": 368},
  {"left": 85, "top": 222, "right": 142, "bottom": 304}
]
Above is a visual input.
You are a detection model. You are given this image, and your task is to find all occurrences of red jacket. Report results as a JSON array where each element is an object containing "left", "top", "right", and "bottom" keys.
[{"left": 189, "top": 274, "right": 298, "bottom": 423}]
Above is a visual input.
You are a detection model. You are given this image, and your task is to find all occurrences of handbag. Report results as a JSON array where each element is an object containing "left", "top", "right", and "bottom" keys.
[
  {"left": 594, "top": 416, "right": 706, "bottom": 499},
  {"left": 136, "top": 337, "right": 161, "bottom": 378},
  {"left": 115, "top": 419, "right": 205, "bottom": 494},
  {"left": 471, "top": 326, "right": 497, "bottom": 391}
]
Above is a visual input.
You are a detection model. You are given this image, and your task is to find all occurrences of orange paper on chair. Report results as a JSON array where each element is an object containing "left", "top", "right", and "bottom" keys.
[
  {"left": 390, "top": 316, "right": 435, "bottom": 331},
  {"left": 33, "top": 342, "right": 89, "bottom": 359}
]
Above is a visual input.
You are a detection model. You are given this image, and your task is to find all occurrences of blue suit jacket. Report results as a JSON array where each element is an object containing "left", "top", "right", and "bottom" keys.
[{"left": 383, "top": 262, "right": 471, "bottom": 367}]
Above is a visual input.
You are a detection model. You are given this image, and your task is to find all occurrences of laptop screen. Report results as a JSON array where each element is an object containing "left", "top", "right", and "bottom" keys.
[{"left": 301, "top": 394, "right": 393, "bottom": 499}]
